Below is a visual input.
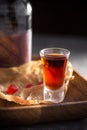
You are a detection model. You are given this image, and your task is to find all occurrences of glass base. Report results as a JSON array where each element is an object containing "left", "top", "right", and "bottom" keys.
[{"left": 44, "top": 85, "right": 65, "bottom": 103}]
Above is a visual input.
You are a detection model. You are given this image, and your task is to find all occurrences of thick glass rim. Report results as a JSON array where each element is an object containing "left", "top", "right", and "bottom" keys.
[{"left": 40, "top": 47, "right": 70, "bottom": 57}]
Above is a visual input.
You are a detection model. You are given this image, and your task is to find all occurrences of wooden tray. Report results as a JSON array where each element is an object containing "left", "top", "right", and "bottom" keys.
[{"left": 0, "top": 70, "right": 87, "bottom": 126}]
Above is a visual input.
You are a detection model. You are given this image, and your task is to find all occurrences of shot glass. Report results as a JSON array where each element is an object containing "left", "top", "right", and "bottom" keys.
[{"left": 40, "top": 48, "right": 70, "bottom": 103}]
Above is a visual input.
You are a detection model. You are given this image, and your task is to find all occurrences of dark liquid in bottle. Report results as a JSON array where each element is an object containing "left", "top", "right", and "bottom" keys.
[
  {"left": 42, "top": 54, "right": 67, "bottom": 90},
  {"left": 0, "top": 31, "right": 32, "bottom": 67}
]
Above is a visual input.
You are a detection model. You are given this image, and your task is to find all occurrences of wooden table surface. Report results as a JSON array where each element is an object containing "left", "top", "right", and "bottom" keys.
[{"left": 0, "top": 34, "right": 87, "bottom": 130}]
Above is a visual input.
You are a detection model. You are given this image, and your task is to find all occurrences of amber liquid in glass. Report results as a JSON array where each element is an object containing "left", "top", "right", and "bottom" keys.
[{"left": 42, "top": 53, "right": 67, "bottom": 90}]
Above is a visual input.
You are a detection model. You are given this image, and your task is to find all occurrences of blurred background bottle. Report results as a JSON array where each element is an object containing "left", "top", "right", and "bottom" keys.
[{"left": 0, "top": 0, "right": 32, "bottom": 67}]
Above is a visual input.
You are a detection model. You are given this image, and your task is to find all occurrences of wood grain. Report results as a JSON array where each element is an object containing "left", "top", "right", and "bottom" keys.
[{"left": 0, "top": 70, "right": 87, "bottom": 126}]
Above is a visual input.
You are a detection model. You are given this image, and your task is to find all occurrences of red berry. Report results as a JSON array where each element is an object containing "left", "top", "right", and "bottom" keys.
[
  {"left": 26, "top": 84, "right": 33, "bottom": 88},
  {"left": 7, "top": 84, "right": 18, "bottom": 94},
  {"left": 38, "top": 81, "right": 43, "bottom": 85}
]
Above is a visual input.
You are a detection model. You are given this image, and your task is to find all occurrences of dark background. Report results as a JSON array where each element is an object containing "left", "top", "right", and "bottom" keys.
[{"left": 29, "top": 0, "right": 87, "bottom": 36}]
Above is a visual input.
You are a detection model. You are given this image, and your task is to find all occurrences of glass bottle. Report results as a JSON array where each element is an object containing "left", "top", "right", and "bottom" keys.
[{"left": 0, "top": 0, "right": 32, "bottom": 67}]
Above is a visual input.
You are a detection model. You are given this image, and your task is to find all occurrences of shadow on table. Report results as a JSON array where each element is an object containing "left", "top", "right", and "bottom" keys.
[{"left": 0, "top": 118, "right": 87, "bottom": 130}]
